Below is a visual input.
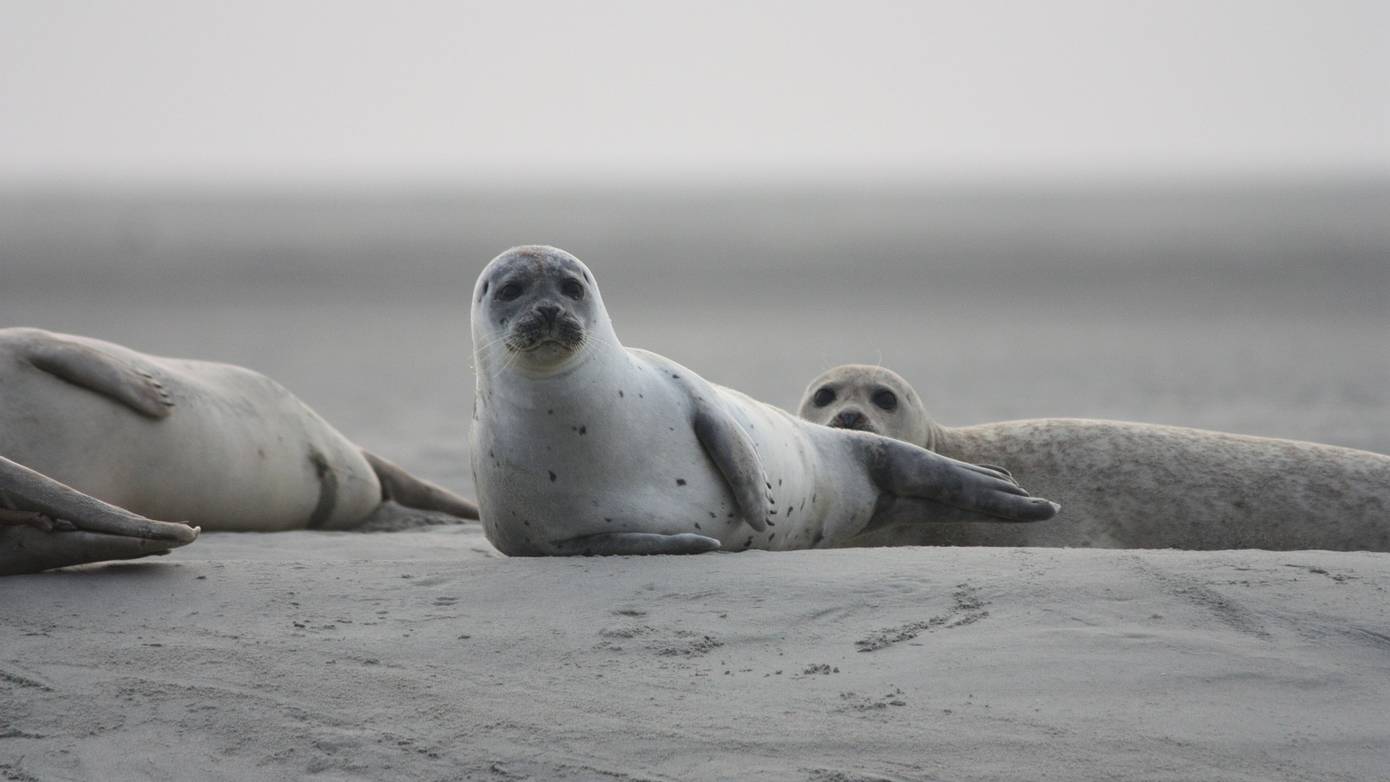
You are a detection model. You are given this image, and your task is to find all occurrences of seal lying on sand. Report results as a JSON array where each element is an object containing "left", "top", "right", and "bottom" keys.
[
  {"left": 468, "top": 246, "right": 1059, "bottom": 556},
  {"left": 798, "top": 364, "right": 1390, "bottom": 550},
  {"left": 0, "top": 328, "right": 479, "bottom": 573}
]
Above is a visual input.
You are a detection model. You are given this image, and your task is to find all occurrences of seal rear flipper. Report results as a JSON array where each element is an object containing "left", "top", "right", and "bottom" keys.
[
  {"left": 362, "top": 451, "right": 481, "bottom": 520},
  {"left": 693, "top": 404, "right": 772, "bottom": 532},
  {"left": 864, "top": 436, "right": 1060, "bottom": 523},
  {"left": 550, "top": 532, "right": 721, "bottom": 556},
  {"left": 22, "top": 332, "right": 174, "bottom": 419},
  {"left": 0, "top": 525, "right": 198, "bottom": 576},
  {"left": 1, "top": 455, "right": 199, "bottom": 575}
]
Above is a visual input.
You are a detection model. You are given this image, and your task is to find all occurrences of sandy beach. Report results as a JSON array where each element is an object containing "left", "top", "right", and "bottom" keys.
[{"left": 4, "top": 526, "right": 1390, "bottom": 781}]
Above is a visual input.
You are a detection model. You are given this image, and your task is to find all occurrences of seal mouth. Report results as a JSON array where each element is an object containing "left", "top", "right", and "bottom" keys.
[{"left": 505, "top": 313, "right": 586, "bottom": 354}]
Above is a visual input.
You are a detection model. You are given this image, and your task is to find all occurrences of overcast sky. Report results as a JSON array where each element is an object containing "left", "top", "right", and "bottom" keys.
[{"left": 1, "top": 0, "right": 1386, "bottom": 185}]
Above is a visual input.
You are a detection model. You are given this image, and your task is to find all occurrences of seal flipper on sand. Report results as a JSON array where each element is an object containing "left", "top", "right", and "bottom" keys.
[
  {"left": 21, "top": 330, "right": 174, "bottom": 418},
  {"left": 0, "top": 455, "right": 199, "bottom": 575},
  {"left": 362, "top": 451, "right": 480, "bottom": 520},
  {"left": 692, "top": 401, "right": 772, "bottom": 532}
]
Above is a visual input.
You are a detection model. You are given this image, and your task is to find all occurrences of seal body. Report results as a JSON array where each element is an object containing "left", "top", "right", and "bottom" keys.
[
  {"left": 0, "top": 328, "right": 477, "bottom": 532},
  {"left": 469, "top": 247, "right": 1058, "bottom": 556},
  {"left": 799, "top": 364, "right": 1390, "bottom": 550}
]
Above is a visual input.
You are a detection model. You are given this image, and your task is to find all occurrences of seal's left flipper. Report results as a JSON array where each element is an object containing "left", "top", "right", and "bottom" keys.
[
  {"left": 362, "top": 451, "right": 481, "bottom": 520},
  {"left": 693, "top": 402, "right": 772, "bottom": 532},
  {"left": 551, "top": 532, "right": 721, "bottom": 556},
  {"left": 22, "top": 333, "right": 174, "bottom": 419}
]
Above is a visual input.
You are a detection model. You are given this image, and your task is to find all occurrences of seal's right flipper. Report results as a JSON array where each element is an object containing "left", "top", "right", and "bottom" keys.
[
  {"left": 865, "top": 436, "right": 1059, "bottom": 523},
  {"left": 22, "top": 332, "right": 174, "bottom": 419},
  {"left": 0, "top": 455, "right": 198, "bottom": 576},
  {"left": 550, "top": 532, "right": 721, "bottom": 556},
  {"left": 693, "top": 403, "right": 772, "bottom": 532}
]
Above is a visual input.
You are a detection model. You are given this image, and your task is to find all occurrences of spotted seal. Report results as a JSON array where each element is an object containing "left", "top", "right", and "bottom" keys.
[{"left": 468, "top": 246, "right": 1059, "bottom": 556}]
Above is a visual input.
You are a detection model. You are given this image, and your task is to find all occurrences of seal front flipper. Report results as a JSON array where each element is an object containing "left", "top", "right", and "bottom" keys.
[
  {"left": 550, "top": 532, "right": 721, "bottom": 556},
  {"left": 864, "top": 435, "right": 1060, "bottom": 523},
  {"left": 362, "top": 451, "right": 481, "bottom": 520},
  {"left": 21, "top": 331, "right": 174, "bottom": 418},
  {"left": 693, "top": 401, "right": 772, "bottom": 532}
]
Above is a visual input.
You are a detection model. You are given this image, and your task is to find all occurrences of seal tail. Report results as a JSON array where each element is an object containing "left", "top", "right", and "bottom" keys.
[{"left": 361, "top": 451, "right": 480, "bottom": 520}]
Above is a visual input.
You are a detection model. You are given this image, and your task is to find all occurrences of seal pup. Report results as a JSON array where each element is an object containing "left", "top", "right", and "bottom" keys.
[
  {"left": 1, "top": 455, "right": 199, "bottom": 575},
  {"left": 798, "top": 364, "right": 1390, "bottom": 550},
  {"left": 0, "top": 328, "right": 479, "bottom": 536},
  {"left": 468, "top": 246, "right": 1059, "bottom": 556}
]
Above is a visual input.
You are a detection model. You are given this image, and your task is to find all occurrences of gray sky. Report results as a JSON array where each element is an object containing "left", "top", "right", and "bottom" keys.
[{"left": 1, "top": 0, "right": 1386, "bottom": 185}]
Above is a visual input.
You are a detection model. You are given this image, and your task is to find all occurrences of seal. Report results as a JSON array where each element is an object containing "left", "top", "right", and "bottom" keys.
[
  {"left": 1, "top": 454, "right": 199, "bottom": 575},
  {"left": 0, "top": 328, "right": 479, "bottom": 558},
  {"left": 798, "top": 364, "right": 1390, "bottom": 550},
  {"left": 468, "top": 246, "right": 1060, "bottom": 556}
]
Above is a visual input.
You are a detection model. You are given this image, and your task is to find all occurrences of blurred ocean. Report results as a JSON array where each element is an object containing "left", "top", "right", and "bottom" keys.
[{"left": 2, "top": 183, "right": 1387, "bottom": 496}]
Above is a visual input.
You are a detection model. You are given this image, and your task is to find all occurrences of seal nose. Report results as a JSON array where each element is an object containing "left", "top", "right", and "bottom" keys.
[
  {"left": 832, "top": 409, "right": 867, "bottom": 429},
  {"left": 536, "top": 305, "right": 560, "bottom": 324}
]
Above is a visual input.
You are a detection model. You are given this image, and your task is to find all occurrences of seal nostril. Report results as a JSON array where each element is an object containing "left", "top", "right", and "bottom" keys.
[
  {"left": 833, "top": 410, "right": 866, "bottom": 428},
  {"left": 537, "top": 305, "right": 560, "bottom": 323}
]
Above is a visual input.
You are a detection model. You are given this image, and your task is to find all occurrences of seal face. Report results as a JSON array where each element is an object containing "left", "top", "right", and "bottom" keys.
[
  {"left": 475, "top": 246, "right": 603, "bottom": 375},
  {"left": 469, "top": 246, "right": 1059, "bottom": 557},
  {"left": 799, "top": 364, "right": 932, "bottom": 445}
]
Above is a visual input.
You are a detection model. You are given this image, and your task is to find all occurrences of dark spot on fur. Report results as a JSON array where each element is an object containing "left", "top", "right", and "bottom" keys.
[
  {"left": 619, "top": 390, "right": 625, "bottom": 398},
  {"left": 604, "top": 517, "right": 613, "bottom": 523},
  {"left": 676, "top": 478, "right": 687, "bottom": 486},
  {"left": 523, "top": 520, "right": 530, "bottom": 527},
  {"left": 708, "top": 511, "right": 716, "bottom": 518},
  {"left": 548, "top": 409, "right": 554, "bottom": 415},
  {"left": 811, "top": 532, "right": 824, "bottom": 547},
  {"left": 769, "top": 533, "right": 775, "bottom": 541},
  {"left": 549, "top": 470, "right": 557, "bottom": 482},
  {"left": 670, "top": 373, "right": 681, "bottom": 379},
  {"left": 778, "top": 479, "right": 782, "bottom": 486},
  {"left": 579, "top": 426, "right": 587, "bottom": 435},
  {"left": 638, "top": 393, "right": 644, "bottom": 399},
  {"left": 743, "top": 536, "right": 753, "bottom": 549},
  {"left": 694, "top": 522, "right": 702, "bottom": 530}
]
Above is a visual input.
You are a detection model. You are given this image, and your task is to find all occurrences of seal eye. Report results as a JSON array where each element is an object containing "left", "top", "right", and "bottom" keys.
[
  {"left": 872, "top": 389, "right": 898, "bottom": 411},
  {"left": 497, "top": 282, "right": 524, "bottom": 301},
  {"left": 561, "top": 279, "right": 585, "bottom": 300},
  {"left": 812, "top": 387, "right": 835, "bottom": 407}
]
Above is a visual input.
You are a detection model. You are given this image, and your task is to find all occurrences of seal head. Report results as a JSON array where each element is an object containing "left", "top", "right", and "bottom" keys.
[
  {"left": 799, "top": 364, "right": 934, "bottom": 447},
  {"left": 472, "top": 245, "right": 611, "bottom": 377}
]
